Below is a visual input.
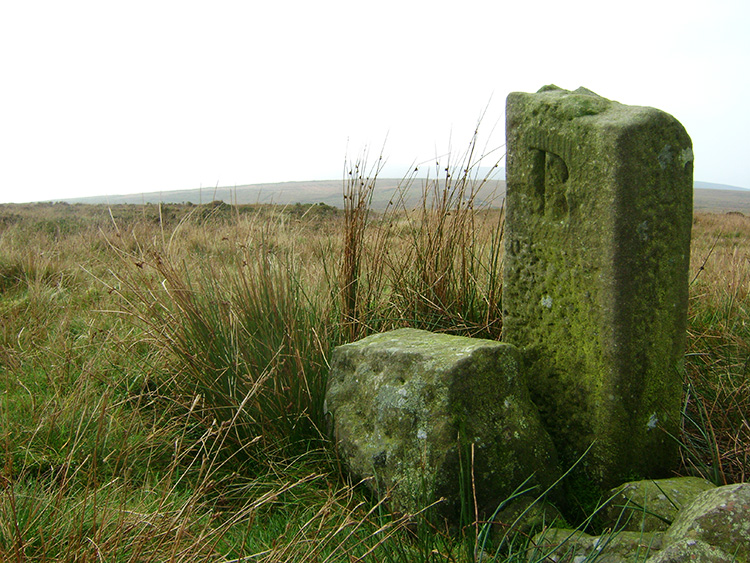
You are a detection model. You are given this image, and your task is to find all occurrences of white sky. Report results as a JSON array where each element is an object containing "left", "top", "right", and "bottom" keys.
[{"left": 1, "top": 0, "right": 748, "bottom": 203}]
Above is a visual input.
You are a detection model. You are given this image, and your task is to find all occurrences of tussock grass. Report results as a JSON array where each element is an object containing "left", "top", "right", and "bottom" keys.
[
  {"left": 112, "top": 243, "right": 333, "bottom": 464},
  {"left": 339, "top": 133, "right": 505, "bottom": 341}
]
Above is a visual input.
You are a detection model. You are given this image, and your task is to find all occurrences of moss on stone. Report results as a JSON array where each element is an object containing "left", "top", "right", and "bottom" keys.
[
  {"left": 503, "top": 86, "right": 693, "bottom": 488},
  {"left": 325, "top": 328, "right": 560, "bottom": 522}
]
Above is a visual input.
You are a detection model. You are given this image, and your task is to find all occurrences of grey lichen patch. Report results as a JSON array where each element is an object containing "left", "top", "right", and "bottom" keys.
[
  {"left": 658, "top": 144, "right": 675, "bottom": 169},
  {"left": 678, "top": 147, "right": 694, "bottom": 168},
  {"left": 325, "top": 328, "right": 560, "bottom": 521}
]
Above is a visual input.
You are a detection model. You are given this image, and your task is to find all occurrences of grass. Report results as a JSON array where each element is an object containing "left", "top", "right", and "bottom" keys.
[
  {"left": 0, "top": 170, "right": 748, "bottom": 561},
  {"left": 681, "top": 213, "right": 750, "bottom": 485}
]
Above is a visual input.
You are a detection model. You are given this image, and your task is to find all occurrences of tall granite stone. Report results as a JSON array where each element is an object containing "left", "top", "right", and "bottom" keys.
[{"left": 502, "top": 86, "right": 693, "bottom": 487}]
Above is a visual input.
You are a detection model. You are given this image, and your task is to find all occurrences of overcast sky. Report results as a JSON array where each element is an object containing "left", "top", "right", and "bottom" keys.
[{"left": 1, "top": 0, "right": 748, "bottom": 203}]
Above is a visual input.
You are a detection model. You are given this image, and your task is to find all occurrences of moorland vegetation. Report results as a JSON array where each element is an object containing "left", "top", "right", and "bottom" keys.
[{"left": 1, "top": 159, "right": 748, "bottom": 561}]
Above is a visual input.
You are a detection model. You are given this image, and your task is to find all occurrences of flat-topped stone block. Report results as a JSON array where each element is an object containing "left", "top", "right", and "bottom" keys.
[
  {"left": 503, "top": 85, "right": 693, "bottom": 486},
  {"left": 325, "top": 328, "right": 559, "bottom": 522}
]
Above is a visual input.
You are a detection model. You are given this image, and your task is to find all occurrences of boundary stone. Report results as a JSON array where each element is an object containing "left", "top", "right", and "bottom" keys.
[{"left": 503, "top": 85, "right": 693, "bottom": 486}]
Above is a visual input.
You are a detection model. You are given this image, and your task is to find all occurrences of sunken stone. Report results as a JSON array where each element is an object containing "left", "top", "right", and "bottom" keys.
[
  {"left": 604, "top": 477, "right": 717, "bottom": 533},
  {"left": 529, "top": 528, "right": 665, "bottom": 563},
  {"left": 646, "top": 539, "right": 733, "bottom": 563},
  {"left": 503, "top": 86, "right": 693, "bottom": 487},
  {"left": 325, "top": 328, "right": 559, "bottom": 522}
]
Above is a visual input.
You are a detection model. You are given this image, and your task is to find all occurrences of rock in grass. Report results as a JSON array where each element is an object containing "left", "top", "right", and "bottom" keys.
[
  {"left": 491, "top": 494, "right": 565, "bottom": 540},
  {"left": 528, "top": 482, "right": 748, "bottom": 562},
  {"left": 325, "top": 328, "right": 559, "bottom": 522},
  {"left": 646, "top": 538, "right": 733, "bottom": 563},
  {"left": 529, "top": 528, "right": 664, "bottom": 563},
  {"left": 604, "top": 477, "right": 717, "bottom": 533},
  {"left": 661, "top": 483, "right": 750, "bottom": 561}
]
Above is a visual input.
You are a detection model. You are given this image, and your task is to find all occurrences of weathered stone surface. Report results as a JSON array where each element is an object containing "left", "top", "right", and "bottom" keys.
[
  {"left": 662, "top": 483, "right": 750, "bottom": 560},
  {"left": 491, "top": 495, "right": 565, "bottom": 540},
  {"left": 529, "top": 528, "right": 664, "bottom": 563},
  {"left": 646, "top": 538, "right": 733, "bottom": 563},
  {"left": 526, "top": 481, "right": 750, "bottom": 562},
  {"left": 503, "top": 85, "right": 693, "bottom": 487},
  {"left": 604, "top": 477, "right": 717, "bottom": 533},
  {"left": 325, "top": 328, "right": 559, "bottom": 521}
]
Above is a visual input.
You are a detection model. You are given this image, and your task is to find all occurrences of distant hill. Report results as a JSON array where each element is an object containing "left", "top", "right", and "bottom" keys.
[
  {"left": 60, "top": 179, "right": 506, "bottom": 210},
  {"left": 63, "top": 180, "right": 351, "bottom": 207},
  {"left": 59, "top": 179, "right": 750, "bottom": 214},
  {"left": 693, "top": 189, "right": 750, "bottom": 214},
  {"left": 694, "top": 181, "right": 748, "bottom": 192}
]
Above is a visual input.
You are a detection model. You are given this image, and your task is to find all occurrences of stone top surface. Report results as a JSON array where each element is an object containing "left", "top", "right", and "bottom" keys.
[
  {"left": 338, "top": 327, "right": 512, "bottom": 359},
  {"left": 510, "top": 84, "right": 671, "bottom": 125}
]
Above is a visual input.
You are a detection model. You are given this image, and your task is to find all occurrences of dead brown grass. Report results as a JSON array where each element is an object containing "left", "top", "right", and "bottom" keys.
[{"left": 684, "top": 212, "right": 750, "bottom": 483}]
